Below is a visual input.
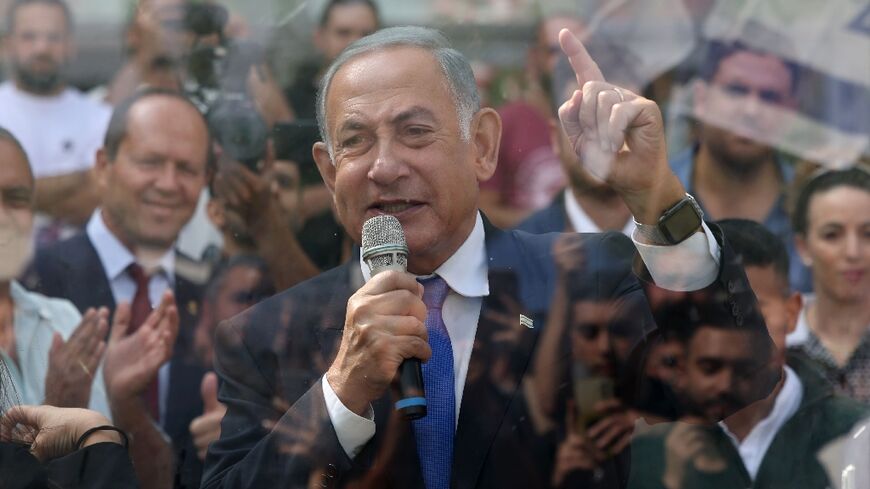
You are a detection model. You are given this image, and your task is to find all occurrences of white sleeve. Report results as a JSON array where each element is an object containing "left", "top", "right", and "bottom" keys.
[
  {"left": 631, "top": 222, "right": 721, "bottom": 291},
  {"left": 321, "top": 375, "right": 376, "bottom": 459}
]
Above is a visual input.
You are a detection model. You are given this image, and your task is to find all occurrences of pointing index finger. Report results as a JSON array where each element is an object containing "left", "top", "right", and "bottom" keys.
[{"left": 558, "top": 28, "right": 605, "bottom": 87}]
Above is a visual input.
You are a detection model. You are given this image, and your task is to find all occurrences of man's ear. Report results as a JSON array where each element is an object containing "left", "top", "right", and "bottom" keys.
[
  {"left": 471, "top": 107, "right": 501, "bottom": 183},
  {"left": 784, "top": 292, "right": 802, "bottom": 335},
  {"left": 693, "top": 79, "right": 709, "bottom": 116},
  {"left": 94, "top": 148, "right": 110, "bottom": 188},
  {"left": 312, "top": 141, "right": 336, "bottom": 194},
  {"left": 64, "top": 36, "right": 77, "bottom": 62}
]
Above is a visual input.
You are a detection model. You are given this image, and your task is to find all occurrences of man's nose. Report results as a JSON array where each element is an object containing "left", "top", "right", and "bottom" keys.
[
  {"left": 595, "top": 329, "right": 610, "bottom": 354},
  {"left": 367, "top": 142, "right": 408, "bottom": 186},
  {"left": 154, "top": 163, "right": 181, "bottom": 191},
  {"left": 32, "top": 34, "right": 53, "bottom": 53},
  {"left": 712, "top": 369, "right": 735, "bottom": 394}
]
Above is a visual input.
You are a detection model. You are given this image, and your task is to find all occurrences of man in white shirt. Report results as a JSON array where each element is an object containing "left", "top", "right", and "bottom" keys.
[
  {"left": 0, "top": 0, "right": 111, "bottom": 239},
  {"left": 0, "top": 127, "right": 110, "bottom": 418},
  {"left": 201, "top": 26, "right": 776, "bottom": 489}
]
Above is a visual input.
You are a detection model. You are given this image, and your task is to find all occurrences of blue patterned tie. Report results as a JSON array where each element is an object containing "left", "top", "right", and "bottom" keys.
[{"left": 413, "top": 275, "right": 454, "bottom": 489}]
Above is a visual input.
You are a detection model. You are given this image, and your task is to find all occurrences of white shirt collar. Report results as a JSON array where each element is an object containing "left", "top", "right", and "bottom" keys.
[
  {"left": 719, "top": 365, "right": 804, "bottom": 480},
  {"left": 86, "top": 209, "right": 176, "bottom": 283},
  {"left": 359, "top": 212, "right": 489, "bottom": 298},
  {"left": 564, "top": 189, "right": 635, "bottom": 236}
]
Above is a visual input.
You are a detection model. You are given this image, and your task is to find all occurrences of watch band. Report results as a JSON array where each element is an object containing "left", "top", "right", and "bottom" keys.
[{"left": 632, "top": 220, "right": 670, "bottom": 245}]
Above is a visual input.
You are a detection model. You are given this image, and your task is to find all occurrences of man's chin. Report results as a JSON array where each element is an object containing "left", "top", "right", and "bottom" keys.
[{"left": 16, "top": 70, "right": 63, "bottom": 94}]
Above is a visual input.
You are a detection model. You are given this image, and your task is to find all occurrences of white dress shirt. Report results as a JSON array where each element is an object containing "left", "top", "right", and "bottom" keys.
[
  {"left": 324, "top": 212, "right": 722, "bottom": 457},
  {"left": 86, "top": 210, "right": 176, "bottom": 423},
  {"left": 563, "top": 189, "right": 636, "bottom": 236},
  {"left": 720, "top": 366, "right": 804, "bottom": 481}
]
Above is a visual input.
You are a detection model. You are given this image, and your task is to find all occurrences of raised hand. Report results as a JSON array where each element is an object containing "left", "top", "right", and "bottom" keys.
[
  {"left": 557, "top": 29, "right": 685, "bottom": 224},
  {"left": 44, "top": 307, "right": 109, "bottom": 408},
  {"left": 103, "top": 291, "right": 179, "bottom": 402},
  {"left": 189, "top": 372, "right": 228, "bottom": 461}
]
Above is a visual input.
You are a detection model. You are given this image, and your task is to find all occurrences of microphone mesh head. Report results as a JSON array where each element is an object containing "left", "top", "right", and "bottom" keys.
[
  {"left": 362, "top": 215, "right": 408, "bottom": 273},
  {"left": 362, "top": 215, "right": 406, "bottom": 250}
]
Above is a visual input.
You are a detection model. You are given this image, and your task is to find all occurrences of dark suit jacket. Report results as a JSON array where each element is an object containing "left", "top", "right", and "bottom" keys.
[
  {"left": 24, "top": 233, "right": 207, "bottom": 489},
  {"left": 201, "top": 224, "right": 770, "bottom": 489}
]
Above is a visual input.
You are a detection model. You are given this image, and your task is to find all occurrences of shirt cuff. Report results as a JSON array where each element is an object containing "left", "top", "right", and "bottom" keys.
[
  {"left": 631, "top": 222, "right": 721, "bottom": 291},
  {"left": 321, "top": 375, "right": 375, "bottom": 459}
]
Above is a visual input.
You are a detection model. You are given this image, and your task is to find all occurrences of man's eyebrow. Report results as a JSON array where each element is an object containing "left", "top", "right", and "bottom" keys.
[
  {"left": 336, "top": 118, "right": 368, "bottom": 134},
  {"left": 391, "top": 106, "right": 437, "bottom": 126}
]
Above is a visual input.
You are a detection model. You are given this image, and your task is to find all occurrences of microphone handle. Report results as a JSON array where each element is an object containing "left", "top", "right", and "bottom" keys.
[
  {"left": 396, "top": 358, "right": 426, "bottom": 420},
  {"left": 363, "top": 248, "right": 426, "bottom": 419}
]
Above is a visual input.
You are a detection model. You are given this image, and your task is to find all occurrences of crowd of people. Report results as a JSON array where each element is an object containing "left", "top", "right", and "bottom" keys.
[{"left": 0, "top": 0, "right": 867, "bottom": 488}]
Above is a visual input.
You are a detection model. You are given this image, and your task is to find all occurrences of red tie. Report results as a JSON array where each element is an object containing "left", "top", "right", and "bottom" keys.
[{"left": 127, "top": 263, "right": 160, "bottom": 422}]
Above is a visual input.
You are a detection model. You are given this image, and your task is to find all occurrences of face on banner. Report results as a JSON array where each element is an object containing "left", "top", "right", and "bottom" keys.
[
  {"left": 0, "top": 139, "right": 35, "bottom": 281},
  {"left": 694, "top": 49, "right": 796, "bottom": 171}
]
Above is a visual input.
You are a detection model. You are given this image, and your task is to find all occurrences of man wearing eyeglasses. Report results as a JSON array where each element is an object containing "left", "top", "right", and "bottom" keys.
[{"left": 671, "top": 41, "right": 812, "bottom": 293}]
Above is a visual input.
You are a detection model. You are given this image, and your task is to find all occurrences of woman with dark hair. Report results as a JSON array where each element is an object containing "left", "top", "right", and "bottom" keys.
[
  {"left": 0, "top": 359, "right": 138, "bottom": 489},
  {"left": 791, "top": 165, "right": 870, "bottom": 403}
]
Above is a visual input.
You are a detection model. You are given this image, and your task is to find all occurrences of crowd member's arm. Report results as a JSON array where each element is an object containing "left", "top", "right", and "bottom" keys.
[
  {"left": 213, "top": 160, "right": 320, "bottom": 290},
  {"left": 34, "top": 171, "right": 101, "bottom": 226},
  {"left": 104, "top": 293, "right": 179, "bottom": 489},
  {"left": 248, "top": 63, "right": 295, "bottom": 127}
]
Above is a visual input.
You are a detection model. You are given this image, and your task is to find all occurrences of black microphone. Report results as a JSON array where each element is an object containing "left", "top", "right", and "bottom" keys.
[{"left": 361, "top": 215, "right": 426, "bottom": 420}]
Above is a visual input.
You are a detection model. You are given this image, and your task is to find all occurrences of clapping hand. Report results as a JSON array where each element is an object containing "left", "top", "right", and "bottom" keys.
[
  {"left": 44, "top": 307, "right": 109, "bottom": 408},
  {"left": 103, "top": 291, "right": 179, "bottom": 402}
]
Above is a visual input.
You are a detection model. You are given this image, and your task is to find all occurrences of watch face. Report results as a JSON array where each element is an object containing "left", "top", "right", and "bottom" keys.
[{"left": 661, "top": 200, "right": 702, "bottom": 244}]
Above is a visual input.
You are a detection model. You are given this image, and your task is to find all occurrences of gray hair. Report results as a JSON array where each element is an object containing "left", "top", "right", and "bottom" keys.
[{"left": 315, "top": 26, "right": 481, "bottom": 159}]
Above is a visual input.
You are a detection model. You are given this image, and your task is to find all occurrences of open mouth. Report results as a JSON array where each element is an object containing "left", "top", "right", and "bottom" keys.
[{"left": 370, "top": 201, "right": 423, "bottom": 215}]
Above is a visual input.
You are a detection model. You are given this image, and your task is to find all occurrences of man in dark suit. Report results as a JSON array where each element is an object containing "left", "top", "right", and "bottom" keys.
[
  {"left": 25, "top": 88, "right": 213, "bottom": 489},
  {"left": 201, "top": 26, "right": 776, "bottom": 489}
]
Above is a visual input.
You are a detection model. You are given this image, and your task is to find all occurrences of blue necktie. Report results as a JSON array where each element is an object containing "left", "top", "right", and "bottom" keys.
[{"left": 413, "top": 275, "right": 454, "bottom": 489}]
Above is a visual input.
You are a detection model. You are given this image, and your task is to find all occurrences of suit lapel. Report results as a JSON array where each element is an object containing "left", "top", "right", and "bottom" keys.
[
  {"left": 71, "top": 235, "right": 116, "bottom": 313},
  {"left": 452, "top": 226, "right": 548, "bottom": 489}
]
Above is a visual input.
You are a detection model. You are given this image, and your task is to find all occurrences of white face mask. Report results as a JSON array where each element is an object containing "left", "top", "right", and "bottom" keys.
[{"left": 0, "top": 220, "right": 33, "bottom": 281}]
